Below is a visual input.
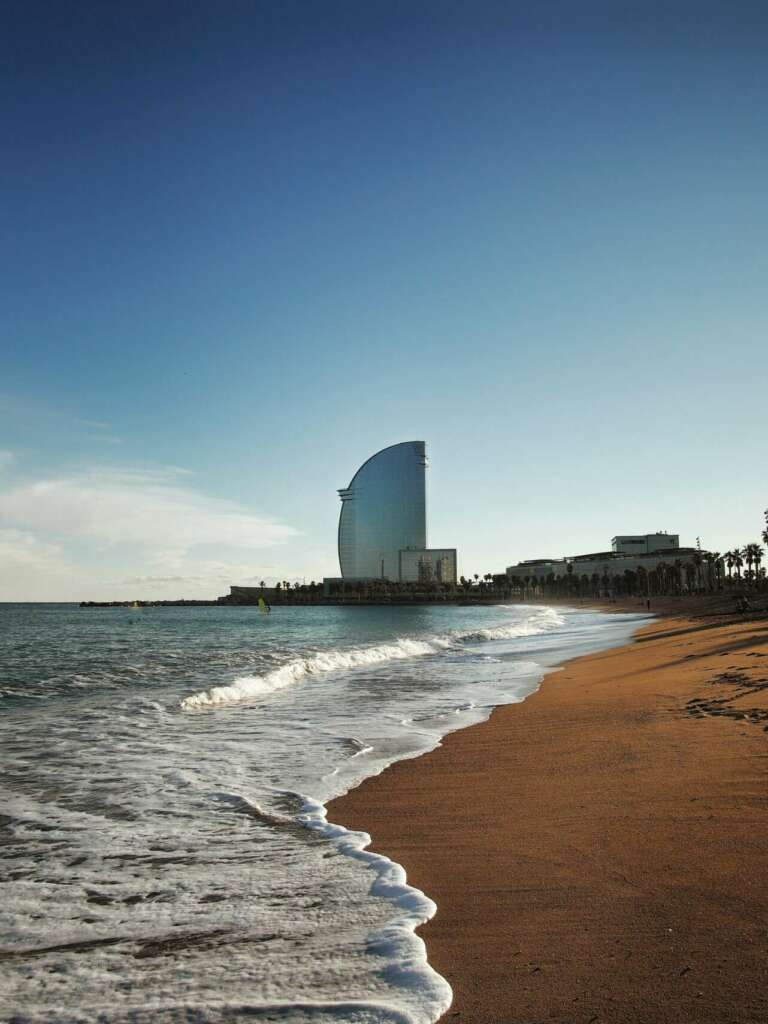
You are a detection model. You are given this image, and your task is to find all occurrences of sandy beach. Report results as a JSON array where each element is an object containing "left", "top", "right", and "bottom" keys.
[{"left": 329, "top": 609, "right": 768, "bottom": 1023}]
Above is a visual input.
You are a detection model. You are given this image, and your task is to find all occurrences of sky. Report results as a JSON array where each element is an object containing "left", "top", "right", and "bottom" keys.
[{"left": 2, "top": 1, "right": 767, "bottom": 601}]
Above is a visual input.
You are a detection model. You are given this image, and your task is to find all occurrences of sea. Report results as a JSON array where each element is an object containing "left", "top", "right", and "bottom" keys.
[{"left": 1, "top": 601, "right": 648, "bottom": 1024}]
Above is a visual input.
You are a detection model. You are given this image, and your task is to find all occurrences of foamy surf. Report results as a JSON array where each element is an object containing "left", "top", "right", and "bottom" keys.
[
  {"left": 181, "top": 637, "right": 450, "bottom": 709},
  {"left": 298, "top": 797, "right": 453, "bottom": 1024},
  {"left": 181, "top": 607, "right": 564, "bottom": 710}
]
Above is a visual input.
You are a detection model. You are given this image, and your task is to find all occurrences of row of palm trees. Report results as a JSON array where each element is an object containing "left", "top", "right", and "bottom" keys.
[
  {"left": 717, "top": 508, "right": 768, "bottom": 588},
  {"left": 722, "top": 543, "right": 765, "bottom": 583},
  {"left": 240, "top": 573, "right": 513, "bottom": 604}
]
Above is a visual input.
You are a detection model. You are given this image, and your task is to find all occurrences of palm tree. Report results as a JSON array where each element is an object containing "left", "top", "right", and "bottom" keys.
[
  {"left": 656, "top": 561, "right": 669, "bottom": 594},
  {"left": 703, "top": 552, "right": 721, "bottom": 590},
  {"left": 763, "top": 509, "right": 768, "bottom": 548},
  {"left": 636, "top": 565, "right": 648, "bottom": 597},
  {"left": 710, "top": 552, "right": 722, "bottom": 589},
  {"left": 741, "top": 545, "right": 755, "bottom": 582},
  {"left": 754, "top": 545, "right": 764, "bottom": 589},
  {"left": 729, "top": 548, "right": 741, "bottom": 581},
  {"left": 744, "top": 543, "right": 763, "bottom": 587},
  {"left": 673, "top": 559, "right": 683, "bottom": 594},
  {"left": 734, "top": 550, "right": 744, "bottom": 578},
  {"left": 691, "top": 550, "right": 703, "bottom": 592},
  {"left": 648, "top": 568, "right": 659, "bottom": 595},
  {"left": 684, "top": 562, "right": 696, "bottom": 592}
]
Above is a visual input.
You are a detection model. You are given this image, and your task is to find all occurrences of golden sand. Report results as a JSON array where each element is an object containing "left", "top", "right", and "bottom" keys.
[{"left": 330, "top": 614, "right": 768, "bottom": 1023}]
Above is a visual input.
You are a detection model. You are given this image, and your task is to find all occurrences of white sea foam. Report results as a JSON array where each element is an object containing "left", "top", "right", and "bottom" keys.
[
  {"left": 298, "top": 797, "right": 453, "bottom": 1024},
  {"left": 456, "top": 606, "right": 565, "bottom": 642},
  {"left": 182, "top": 638, "right": 449, "bottom": 709},
  {"left": 181, "top": 607, "right": 564, "bottom": 710}
]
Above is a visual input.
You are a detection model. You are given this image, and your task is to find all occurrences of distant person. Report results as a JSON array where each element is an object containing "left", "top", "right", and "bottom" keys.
[{"left": 646, "top": 599, "right": 651, "bottom": 611}]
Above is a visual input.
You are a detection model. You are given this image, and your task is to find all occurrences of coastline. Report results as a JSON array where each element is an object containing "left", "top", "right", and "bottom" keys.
[{"left": 329, "top": 609, "right": 768, "bottom": 1023}]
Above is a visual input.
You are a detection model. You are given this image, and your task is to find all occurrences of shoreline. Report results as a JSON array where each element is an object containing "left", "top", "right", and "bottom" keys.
[{"left": 329, "top": 607, "right": 768, "bottom": 1023}]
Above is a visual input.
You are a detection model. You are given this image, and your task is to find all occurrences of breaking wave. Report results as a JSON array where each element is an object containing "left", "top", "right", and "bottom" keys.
[
  {"left": 458, "top": 605, "right": 564, "bottom": 642},
  {"left": 181, "top": 638, "right": 450, "bottom": 709},
  {"left": 181, "top": 607, "right": 565, "bottom": 710}
]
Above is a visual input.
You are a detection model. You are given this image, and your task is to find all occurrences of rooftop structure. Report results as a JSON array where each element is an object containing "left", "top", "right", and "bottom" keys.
[{"left": 612, "top": 532, "right": 679, "bottom": 555}]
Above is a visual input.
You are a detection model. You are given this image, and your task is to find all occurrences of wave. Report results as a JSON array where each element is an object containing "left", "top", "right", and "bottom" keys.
[
  {"left": 455, "top": 606, "right": 564, "bottom": 643},
  {"left": 181, "top": 606, "right": 565, "bottom": 711},
  {"left": 181, "top": 638, "right": 449, "bottom": 709}
]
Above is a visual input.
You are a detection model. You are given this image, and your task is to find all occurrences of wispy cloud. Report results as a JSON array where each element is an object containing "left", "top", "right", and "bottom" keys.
[
  {"left": 0, "top": 396, "right": 124, "bottom": 446},
  {"left": 0, "top": 528, "right": 71, "bottom": 590},
  {"left": 0, "top": 450, "right": 14, "bottom": 470},
  {"left": 0, "top": 465, "right": 299, "bottom": 553}
]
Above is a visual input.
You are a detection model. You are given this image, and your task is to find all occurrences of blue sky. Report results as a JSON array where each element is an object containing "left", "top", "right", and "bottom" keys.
[{"left": 2, "top": 1, "right": 767, "bottom": 599}]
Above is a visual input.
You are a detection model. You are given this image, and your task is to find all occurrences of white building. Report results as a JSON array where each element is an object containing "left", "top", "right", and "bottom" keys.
[{"left": 506, "top": 531, "right": 717, "bottom": 585}]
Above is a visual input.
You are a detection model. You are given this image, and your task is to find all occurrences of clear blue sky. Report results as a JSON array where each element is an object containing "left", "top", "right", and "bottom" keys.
[{"left": 2, "top": 1, "right": 767, "bottom": 599}]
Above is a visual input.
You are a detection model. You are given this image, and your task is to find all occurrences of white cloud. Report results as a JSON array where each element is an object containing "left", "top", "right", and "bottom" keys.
[
  {"left": 0, "top": 450, "right": 15, "bottom": 470},
  {"left": 0, "top": 466, "right": 299, "bottom": 553},
  {"left": 0, "top": 528, "right": 74, "bottom": 599},
  {"left": 0, "top": 465, "right": 304, "bottom": 600}
]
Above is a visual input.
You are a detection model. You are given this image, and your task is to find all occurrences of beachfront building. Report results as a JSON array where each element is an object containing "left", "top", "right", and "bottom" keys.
[
  {"left": 399, "top": 547, "right": 457, "bottom": 585},
  {"left": 506, "top": 532, "right": 720, "bottom": 588},
  {"left": 335, "top": 441, "right": 458, "bottom": 583},
  {"left": 338, "top": 440, "right": 427, "bottom": 580}
]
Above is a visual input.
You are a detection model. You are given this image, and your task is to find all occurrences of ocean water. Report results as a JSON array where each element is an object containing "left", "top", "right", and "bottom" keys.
[{"left": 0, "top": 602, "right": 648, "bottom": 1024}]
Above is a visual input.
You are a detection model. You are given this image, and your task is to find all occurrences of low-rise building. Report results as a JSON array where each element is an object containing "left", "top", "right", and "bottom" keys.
[{"left": 506, "top": 531, "right": 719, "bottom": 587}]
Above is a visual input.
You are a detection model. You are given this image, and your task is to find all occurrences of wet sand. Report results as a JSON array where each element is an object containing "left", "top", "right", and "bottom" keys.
[{"left": 329, "top": 614, "right": 768, "bottom": 1023}]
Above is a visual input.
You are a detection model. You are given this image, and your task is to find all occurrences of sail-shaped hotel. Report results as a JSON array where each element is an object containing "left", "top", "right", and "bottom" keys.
[{"left": 336, "top": 441, "right": 456, "bottom": 584}]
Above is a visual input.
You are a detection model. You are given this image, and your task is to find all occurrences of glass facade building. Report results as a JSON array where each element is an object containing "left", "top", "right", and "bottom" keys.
[{"left": 338, "top": 441, "right": 428, "bottom": 580}]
